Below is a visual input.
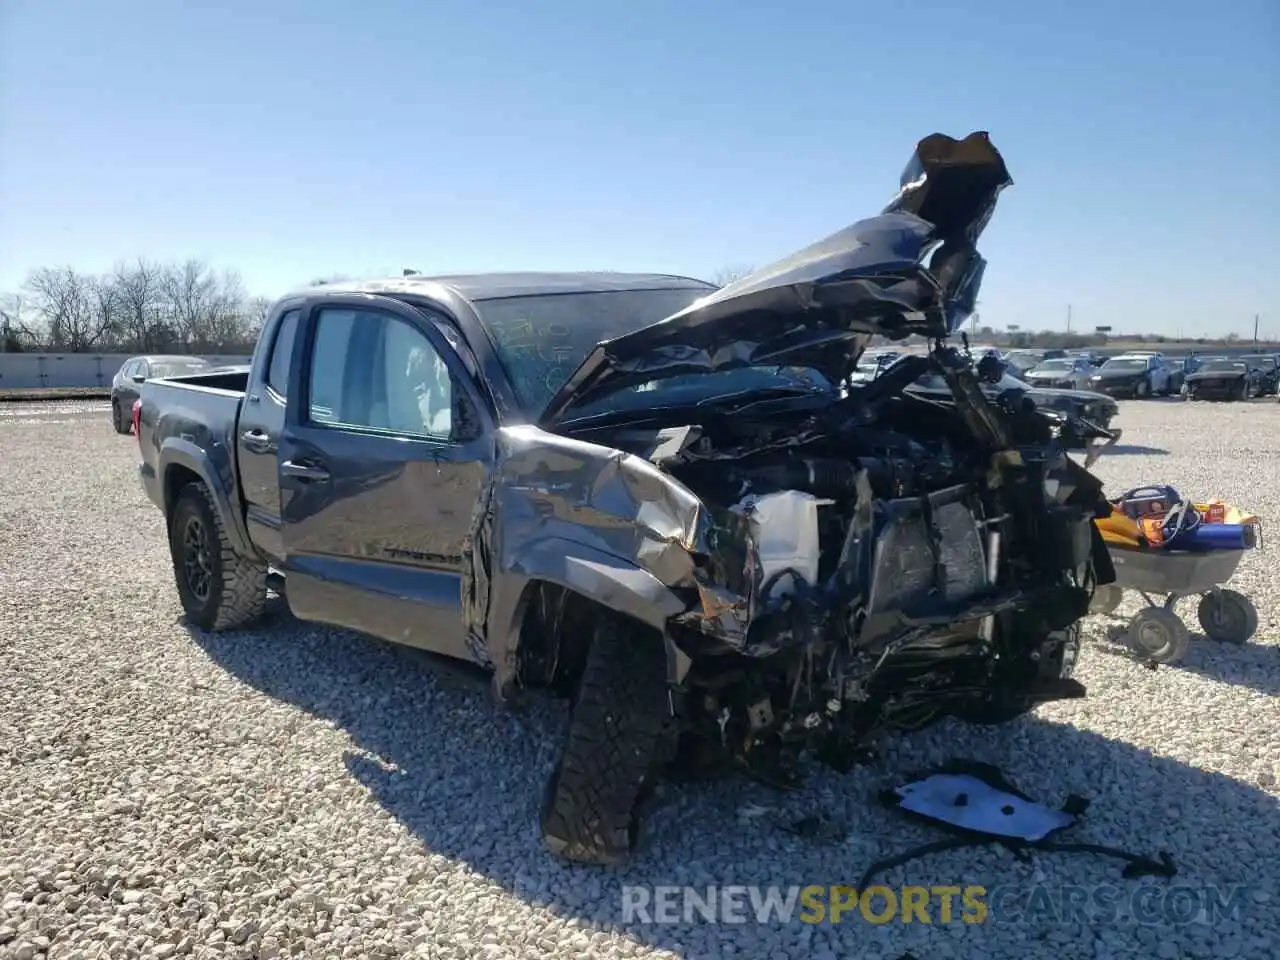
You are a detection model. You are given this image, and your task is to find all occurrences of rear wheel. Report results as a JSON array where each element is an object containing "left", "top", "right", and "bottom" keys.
[
  {"left": 540, "top": 608, "right": 672, "bottom": 866},
  {"left": 168, "top": 481, "right": 267, "bottom": 631},
  {"left": 1197, "top": 590, "right": 1257, "bottom": 644},
  {"left": 1136, "top": 380, "right": 1149, "bottom": 399}
]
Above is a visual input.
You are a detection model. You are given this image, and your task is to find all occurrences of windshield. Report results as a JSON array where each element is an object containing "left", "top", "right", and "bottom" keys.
[
  {"left": 150, "top": 359, "right": 211, "bottom": 377},
  {"left": 1199, "top": 359, "right": 1247, "bottom": 373},
  {"left": 1101, "top": 358, "right": 1147, "bottom": 372},
  {"left": 471, "top": 286, "right": 711, "bottom": 414},
  {"left": 1033, "top": 359, "right": 1073, "bottom": 371},
  {"left": 565, "top": 364, "right": 836, "bottom": 421}
]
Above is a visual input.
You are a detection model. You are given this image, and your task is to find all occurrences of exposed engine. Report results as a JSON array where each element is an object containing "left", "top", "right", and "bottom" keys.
[{"left": 601, "top": 347, "right": 1111, "bottom": 783}]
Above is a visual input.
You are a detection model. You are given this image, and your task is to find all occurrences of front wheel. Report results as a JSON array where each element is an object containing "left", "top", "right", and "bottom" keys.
[
  {"left": 1136, "top": 380, "right": 1150, "bottom": 399},
  {"left": 540, "top": 609, "right": 672, "bottom": 865},
  {"left": 1125, "top": 608, "right": 1190, "bottom": 664},
  {"left": 111, "top": 399, "right": 131, "bottom": 434},
  {"left": 168, "top": 482, "right": 267, "bottom": 631}
]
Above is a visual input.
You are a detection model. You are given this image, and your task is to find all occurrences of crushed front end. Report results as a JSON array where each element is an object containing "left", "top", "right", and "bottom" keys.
[
  {"left": 510, "top": 129, "right": 1117, "bottom": 786},
  {"left": 653, "top": 348, "right": 1114, "bottom": 783}
]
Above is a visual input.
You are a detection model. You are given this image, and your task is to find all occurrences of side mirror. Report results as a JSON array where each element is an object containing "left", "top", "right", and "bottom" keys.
[
  {"left": 131, "top": 374, "right": 146, "bottom": 384},
  {"left": 976, "top": 354, "right": 1005, "bottom": 384}
]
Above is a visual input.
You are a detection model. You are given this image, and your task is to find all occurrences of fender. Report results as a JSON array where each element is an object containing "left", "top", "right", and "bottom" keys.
[
  {"left": 158, "top": 438, "right": 256, "bottom": 559},
  {"left": 483, "top": 538, "right": 693, "bottom": 695}
]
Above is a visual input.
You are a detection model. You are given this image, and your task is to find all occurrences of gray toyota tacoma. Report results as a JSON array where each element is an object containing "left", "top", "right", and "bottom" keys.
[{"left": 137, "top": 131, "right": 1117, "bottom": 866}]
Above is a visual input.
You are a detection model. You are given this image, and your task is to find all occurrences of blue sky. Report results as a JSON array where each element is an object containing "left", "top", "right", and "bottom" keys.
[{"left": 1, "top": 0, "right": 1276, "bottom": 337}]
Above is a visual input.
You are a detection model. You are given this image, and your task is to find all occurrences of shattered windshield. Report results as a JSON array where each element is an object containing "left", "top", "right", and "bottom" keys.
[{"left": 471, "top": 287, "right": 710, "bottom": 414}]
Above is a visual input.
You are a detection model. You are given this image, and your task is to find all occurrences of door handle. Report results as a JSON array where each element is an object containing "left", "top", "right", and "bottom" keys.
[
  {"left": 281, "top": 460, "right": 330, "bottom": 482},
  {"left": 240, "top": 429, "right": 273, "bottom": 454}
]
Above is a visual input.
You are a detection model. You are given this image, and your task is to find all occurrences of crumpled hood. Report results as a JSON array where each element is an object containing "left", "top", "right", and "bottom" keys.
[{"left": 539, "top": 131, "right": 1013, "bottom": 427}]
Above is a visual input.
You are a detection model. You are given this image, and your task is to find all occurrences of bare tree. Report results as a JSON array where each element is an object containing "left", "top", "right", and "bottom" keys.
[
  {"left": 113, "top": 258, "right": 164, "bottom": 352},
  {"left": 159, "top": 259, "right": 215, "bottom": 347},
  {"left": 23, "top": 266, "right": 102, "bottom": 350},
  {"left": 0, "top": 294, "right": 42, "bottom": 351},
  {"left": 86, "top": 275, "right": 124, "bottom": 348},
  {"left": 158, "top": 259, "right": 251, "bottom": 350},
  {"left": 200, "top": 269, "right": 253, "bottom": 350},
  {"left": 244, "top": 295, "right": 272, "bottom": 343},
  {"left": 711, "top": 264, "right": 755, "bottom": 287}
]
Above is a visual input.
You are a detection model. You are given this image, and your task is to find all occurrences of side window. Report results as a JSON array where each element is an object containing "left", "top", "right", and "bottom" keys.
[
  {"left": 307, "top": 308, "right": 476, "bottom": 442},
  {"left": 382, "top": 316, "right": 453, "bottom": 438},
  {"left": 265, "top": 310, "right": 300, "bottom": 397}
]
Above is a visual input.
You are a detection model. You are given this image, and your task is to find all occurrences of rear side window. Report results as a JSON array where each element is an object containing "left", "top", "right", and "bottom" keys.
[{"left": 266, "top": 310, "right": 300, "bottom": 396}]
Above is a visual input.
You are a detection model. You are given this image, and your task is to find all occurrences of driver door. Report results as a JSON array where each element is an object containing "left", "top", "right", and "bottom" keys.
[{"left": 277, "top": 297, "right": 496, "bottom": 663}]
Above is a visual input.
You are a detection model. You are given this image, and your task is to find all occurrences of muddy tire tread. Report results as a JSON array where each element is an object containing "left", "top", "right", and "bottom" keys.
[{"left": 540, "top": 610, "right": 670, "bottom": 866}]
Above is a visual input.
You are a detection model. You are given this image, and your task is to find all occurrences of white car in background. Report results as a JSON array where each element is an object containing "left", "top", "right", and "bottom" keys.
[
  {"left": 847, "top": 348, "right": 906, "bottom": 385},
  {"left": 1021, "top": 355, "right": 1098, "bottom": 391}
]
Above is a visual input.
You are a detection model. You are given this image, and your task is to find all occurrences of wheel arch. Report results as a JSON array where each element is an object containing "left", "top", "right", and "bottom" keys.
[
  {"left": 486, "top": 540, "right": 693, "bottom": 697},
  {"left": 159, "top": 440, "right": 253, "bottom": 557}
]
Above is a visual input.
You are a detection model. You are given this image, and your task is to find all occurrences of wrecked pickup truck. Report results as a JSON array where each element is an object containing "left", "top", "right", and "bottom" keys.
[{"left": 136, "top": 131, "right": 1117, "bottom": 866}]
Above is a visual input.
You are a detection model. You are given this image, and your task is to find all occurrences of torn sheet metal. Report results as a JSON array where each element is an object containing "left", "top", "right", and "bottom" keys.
[{"left": 539, "top": 132, "right": 1012, "bottom": 427}]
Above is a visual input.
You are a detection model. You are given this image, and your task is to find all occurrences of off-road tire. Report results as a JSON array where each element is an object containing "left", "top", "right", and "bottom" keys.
[
  {"left": 540, "top": 609, "right": 671, "bottom": 866},
  {"left": 168, "top": 481, "right": 267, "bottom": 631},
  {"left": 111, "top": 399, "right": 131, "bottom": 434}
]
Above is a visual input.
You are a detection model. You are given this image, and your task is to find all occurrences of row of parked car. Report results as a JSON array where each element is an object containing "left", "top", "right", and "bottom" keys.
[
  {"left": 848, "top": 346, "right": 1280, "bottom": 422},
  {"left": 1006, "top": 348, "right": 1280, "bottom": 402}
]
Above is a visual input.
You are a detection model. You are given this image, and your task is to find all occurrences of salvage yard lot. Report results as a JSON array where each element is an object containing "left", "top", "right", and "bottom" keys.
[{"left": 1, "top": 400, "right": 1278, "bottom": 960}]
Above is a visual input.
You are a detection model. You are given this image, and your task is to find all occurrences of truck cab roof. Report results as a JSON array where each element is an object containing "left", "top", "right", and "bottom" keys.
[{"left": 284, "top": 271, "right": 714, "bottom": 305}]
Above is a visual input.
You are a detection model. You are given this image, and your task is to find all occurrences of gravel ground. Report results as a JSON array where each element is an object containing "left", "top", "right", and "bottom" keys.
[{"left": 1, "top": 398, "right": 1277, "bottom": 960}]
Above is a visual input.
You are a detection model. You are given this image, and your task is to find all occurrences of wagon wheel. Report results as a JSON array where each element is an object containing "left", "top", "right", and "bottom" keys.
[
  {"left": 1125, "top": 608, "right": 1190, "bottom": 664},
  {"left": 1089, "top": 583, "right": 1124, "bottom": 616},
  {"left": 1196, "top": 590, "right": 1258, "bottom": 644}
]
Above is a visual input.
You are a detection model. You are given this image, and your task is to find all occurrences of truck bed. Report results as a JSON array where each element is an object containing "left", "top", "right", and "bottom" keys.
[
  {"left": 158, "top": 367, "right": 252, "bottom": 394},
  {"left": 136, "top": 370, "right": 252, "bottom": 539}
]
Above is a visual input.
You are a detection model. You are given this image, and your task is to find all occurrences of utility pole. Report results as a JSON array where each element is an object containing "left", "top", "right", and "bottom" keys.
[
  {"left": 1254, "top": 313, "right": 1260, "bottom": 346},
  {"left": 1066, "top": 304, "right": 1072, "bottom": 333}
]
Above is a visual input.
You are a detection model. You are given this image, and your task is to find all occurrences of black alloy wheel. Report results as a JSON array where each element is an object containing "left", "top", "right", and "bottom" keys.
[{"left": 181, "top": 514, "right": 213, "bottom": 604}]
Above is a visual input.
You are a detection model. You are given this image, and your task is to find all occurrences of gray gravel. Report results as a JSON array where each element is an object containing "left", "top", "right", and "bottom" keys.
[{"left": 1, "top": 397, "right": 1277, "bottom": 960}]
